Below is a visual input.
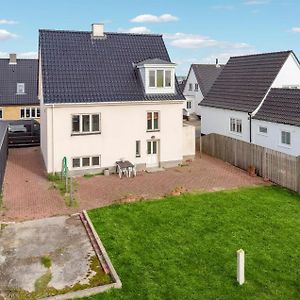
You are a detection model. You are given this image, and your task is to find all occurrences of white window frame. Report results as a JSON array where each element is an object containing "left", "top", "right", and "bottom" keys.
[
  {"left": 230, "top": 117, "right": 242, "bottom": 134},
  {"left": 71, "top": 113, "right": 101, "bottom": 135},
  {"left": 72, "top": 155, "right": 101, "bottom": 169},
  {"left": 258, "top": 126, "right": 268, "bottom": 136},
  {"left": 17, "top": 83, "right": 25, "bottom": 94},
  {"left": 280, "top": 130, "right": 291, "bottom": 147},
  {"left": 147, "top": 111, "right": 160, "bottom": 132},
  {"left": 20, "top": 107, "right": 40, "bottom": 119},
  {"left": 148, "top": 69, "right": 173, "bottom": 89}
]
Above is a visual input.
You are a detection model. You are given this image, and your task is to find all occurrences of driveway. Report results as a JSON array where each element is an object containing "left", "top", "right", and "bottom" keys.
[{"left": 1, "top": 148, "right": 266, "bottom": 221}]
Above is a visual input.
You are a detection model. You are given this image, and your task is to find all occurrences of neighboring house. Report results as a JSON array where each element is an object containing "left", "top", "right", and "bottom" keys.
[
  {"left": 39, "top": 24, "right": 195, "bottom": 174},
  {"left": 252, "top": 88, "right": 300, "bottom": 156},
  {"left": 183, "top": 61, "right": 224, "bottom": 117},
  {"left": 200, "top": 50, "right": 300, "bottom": 155},
  {"left": 0, "top": 54, "right": 39, "bottom": 121}
]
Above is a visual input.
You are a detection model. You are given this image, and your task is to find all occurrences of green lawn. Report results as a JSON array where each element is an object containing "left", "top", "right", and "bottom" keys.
[{"left": 86, "top": 186, "right": 300, "bottom": 300}]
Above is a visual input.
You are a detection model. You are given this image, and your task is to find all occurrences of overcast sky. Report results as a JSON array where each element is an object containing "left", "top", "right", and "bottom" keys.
[{"left": 0, "top": 0, "right": 299, "bottom": 75}]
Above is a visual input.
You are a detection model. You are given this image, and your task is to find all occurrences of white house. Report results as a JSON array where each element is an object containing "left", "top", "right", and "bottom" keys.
[
  {"left": 200, "top": 51, "right": 300, "bottom": 155},
  {"left": 38, "top": 24, "right": 195, "bottom": 174},
  {"left": 183, "top": 62, "right": 223, "bottom": 117}
]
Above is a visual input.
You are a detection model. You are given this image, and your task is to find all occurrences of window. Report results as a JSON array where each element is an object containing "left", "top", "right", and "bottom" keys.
[
  {"left": 72, "top": 155, "right": 101, "bottom": 169},
  {"left": 230, "top": 118, "right": 242, "bottom": 134},
  {"left": 187, "top": 101, "right": 192, "bottom": 109},
  {"left": 148, "top": 70, "right": 172, "bottom": 88},
  {"left": 136, "top": 140, "right": 141, "bottom": 157},
  {"left": 147, "top": 111, "right": 159, "bottom": 131},
  {"left": 17, "top": 83, "right": 25, "bottom": 94},
  {"left": 189, "top": 83, "right": 193, "bottom": 91},
  {"left": 72, "top": 114, "right": 101, "bottom": 134},
  {"left": 281, "top": 131, "right": 291, "bottom": 145},
  {"left": 194, "top": 83, "right": 199, "bottom": 91},
  {"left": 0, "top": 109, "right": 2, "bottom": 119},
  {"left": 20, "top": 107, "right": 40, "bottom": 119},
  {"left": 259, "top": 126, "right": 268, "bottom": 134}
]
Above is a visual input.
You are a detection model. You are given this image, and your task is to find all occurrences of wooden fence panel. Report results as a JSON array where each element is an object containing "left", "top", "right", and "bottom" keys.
[{"left": 201, "top": 134, "right": 299, "bottom": 193}]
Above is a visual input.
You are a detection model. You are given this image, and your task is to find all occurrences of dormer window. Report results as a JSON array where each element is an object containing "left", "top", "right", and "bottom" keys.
[
  {"left": 136, "top": 58, "right": 176, "bottom": 95},
  {"left": 148, "top": 70, "right": 172, "bottom": 88},
  {"left": 17, "top": 83, "right": 25, "bottom": 94}
]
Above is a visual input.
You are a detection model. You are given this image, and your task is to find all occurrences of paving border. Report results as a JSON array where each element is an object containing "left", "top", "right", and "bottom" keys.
[{"left": 40, "top": 211, "right": 121, "bottom": 300}]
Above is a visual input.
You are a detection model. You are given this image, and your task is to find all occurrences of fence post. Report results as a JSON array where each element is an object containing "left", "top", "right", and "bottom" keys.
[
  {"left": 297, "top": 156, "right": 300, "bottom": 194},
  {"left": 237, "top": 249, "right": 245, "bottom": 285}
]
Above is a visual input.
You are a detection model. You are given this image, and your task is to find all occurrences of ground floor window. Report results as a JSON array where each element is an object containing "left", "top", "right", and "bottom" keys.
[
  {"left": 20, "top": 107, "right": 40, "bottom": 119},
  {"left": 72, "top": 155, "right": 101, "bottom": 169},
  {"left": 136, "top": 140, "right": 141, "bottom": 157},
  {"left": 230, "top": 118, "right": 242, "bottom": 134},
  {"left": 281, "top": 130, "right": 291, "bottom": 145},
  {"left": 259, "top": 126, "right": 268, "bottom": 134}
]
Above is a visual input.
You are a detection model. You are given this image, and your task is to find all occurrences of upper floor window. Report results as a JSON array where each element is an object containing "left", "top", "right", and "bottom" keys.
[
  {"left": 149, "top": 70, "right": 172, "bottom": 88},
  {"left": 72, "top": 113, "right": 100, "bottom": 134},
  {"left": 281, "top": 130, "right": 291, "bottom": 145},
  {"left": 20, "top": 107, "right": 40, "bottom": 119},
  {"left": 17, "top": 83, "right": 25, "bottom": 94},
  {"left": 194, "top": 83, "right": 199, "bottom": 91},
  {"left": 147, "top": 111, "right": 159, "bottom": 131},
  {"left": 189, "top": 83, "right": 193, "bottom": 91},
  {"left": 230, "top": 118, "right": 242, "bottom": 134}
]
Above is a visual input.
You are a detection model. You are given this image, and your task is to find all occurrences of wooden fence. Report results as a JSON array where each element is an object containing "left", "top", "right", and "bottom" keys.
[{"left": 201, "top": 134, "right": 299, "bottom": 193}]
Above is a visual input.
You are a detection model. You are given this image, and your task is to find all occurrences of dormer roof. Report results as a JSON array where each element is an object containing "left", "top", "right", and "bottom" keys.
[{"left": 136, "top": 58, "right": 176, "bottom": 67}]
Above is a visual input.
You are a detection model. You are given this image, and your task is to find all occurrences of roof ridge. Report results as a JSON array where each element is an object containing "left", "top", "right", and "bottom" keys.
[
  {"left": 39, "top": 29, "right": 162, "bottom": 37},
  {"left": 230, "top": 50, "right": 293, "bottom": 59},
  {"left": 192, "top": 63, "right": 224, "bottom": 67}
]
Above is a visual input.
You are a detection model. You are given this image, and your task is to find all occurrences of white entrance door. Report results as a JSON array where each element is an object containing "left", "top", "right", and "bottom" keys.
[{"left": 146, "top": 140, "right": 159, "bottom": 168}]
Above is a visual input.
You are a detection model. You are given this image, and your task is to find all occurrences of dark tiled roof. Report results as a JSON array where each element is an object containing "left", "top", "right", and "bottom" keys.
[
  {"left": 253, "top": 88, "right": 300, "bottom": 127},
  {"left": 191, "top": 64, "right": 224, "bottom": 96},
  {"left": 0, "top": 59, "right": 39, "bottom": 105},
  {"left": 200, "top": 51, "right": 292, "bottom": 112},
  {"left": 39, "top": 30, "right": 184, "bottom": 104}
]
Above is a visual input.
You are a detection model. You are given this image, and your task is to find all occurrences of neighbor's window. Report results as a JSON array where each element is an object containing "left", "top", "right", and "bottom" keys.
[
  {"left": 189, "top": 83, "right": 192, "bottom": 91},
  {"left": 187, "top": 101, "right": 192, "bottom": 109},
  {"left": 136, "top": 140, "right": 141, "bottom": 157},
  {"left": 259, "top": 126, "right": 268, "bottom": 134},
  {"left": 17, "top": 83, "right": 25, "bottom": 94},
  {"left": 281, "top": 130, "right": 291, "bottom": 145},
  {"left": 72, "top": 155, "right": 101, "bottom": 169},
  {"left": 148, "top": 70, "right": 172, "bottom": 88},
  {"left": 230, "top": 118, "right": 242, "bottom": 134},
  {"left": 20, "top": 107, "right": 40, "bottom": 119},
  {"left": 194, "top": 83, "right": 199, "bottom": 91},
  {"left": 72, "top": 114, "right": 101, "bottom": 134},
  {"left": 147, "top": 111, "right": 159, "bottom": 131}
]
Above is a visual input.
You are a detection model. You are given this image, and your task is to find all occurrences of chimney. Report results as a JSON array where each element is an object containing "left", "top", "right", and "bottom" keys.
[
  {"left": 92, "top": 23, "right": 104, "bottom": 38},
  {"left": 9, "top": 53, "right": 17, "bottom": 65},
  {"left": 216, "top": 58, "right": 220, "bottom": 68}
]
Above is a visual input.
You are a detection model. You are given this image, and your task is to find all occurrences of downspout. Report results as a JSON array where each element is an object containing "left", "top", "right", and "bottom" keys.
[
  {"left": 52, "top": 104, "right": 55, "bottom": 174},
  {"left": 248, "top": 112, "right": 252, "bottom": 143}
]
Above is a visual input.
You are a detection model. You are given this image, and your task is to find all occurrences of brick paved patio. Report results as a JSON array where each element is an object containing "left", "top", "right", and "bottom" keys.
[{"left": 1, "top": 147, "right": 266, "bottom": 221}]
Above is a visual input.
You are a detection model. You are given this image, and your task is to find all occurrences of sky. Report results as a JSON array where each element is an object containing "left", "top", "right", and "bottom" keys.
[{"left": 0, "top": 0, "right": 299, "bottom": 75}]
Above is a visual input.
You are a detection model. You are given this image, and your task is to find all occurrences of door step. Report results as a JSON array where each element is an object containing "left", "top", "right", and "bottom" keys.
[{"left": 146, "top": 167, "right": 165, "bottom": 173}]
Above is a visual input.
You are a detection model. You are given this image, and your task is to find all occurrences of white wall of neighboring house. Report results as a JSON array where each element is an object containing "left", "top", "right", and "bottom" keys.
[
  {"left": 201, "top": 106, "right": 251, "bottom": 142},
  {"left": 252, "top": 119, "right": 300, "bottom": 156},
  {"left": 41, "top": 101, "right": 195, "bottom": 174},
  {"left": 183, "top": 68, "right": 203, "bottom": 116}
]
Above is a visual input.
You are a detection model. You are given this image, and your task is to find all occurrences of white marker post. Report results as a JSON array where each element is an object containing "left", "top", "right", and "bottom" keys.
[{"left": 237, "top": 249, "right": 245, "bottom": 285}]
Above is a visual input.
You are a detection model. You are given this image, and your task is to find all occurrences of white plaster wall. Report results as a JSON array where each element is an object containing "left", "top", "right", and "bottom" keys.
[
  {"left": 201, "top": 106, "right": 251, "bottom": 142},
  {"left": 44, "top": 102, "right": 184, "bottom": 173},
  {"left": 183, "top": 68, "right": 204, "bottom": 116},
  {"left": 272, "top": 53, "right": 300, "bottom": 88},
  {"left": 182, "top": 124, "right": 195, "bottom": 157},
  {"left": 252, "top": 119, "right": 300, "bottom": 156}
]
